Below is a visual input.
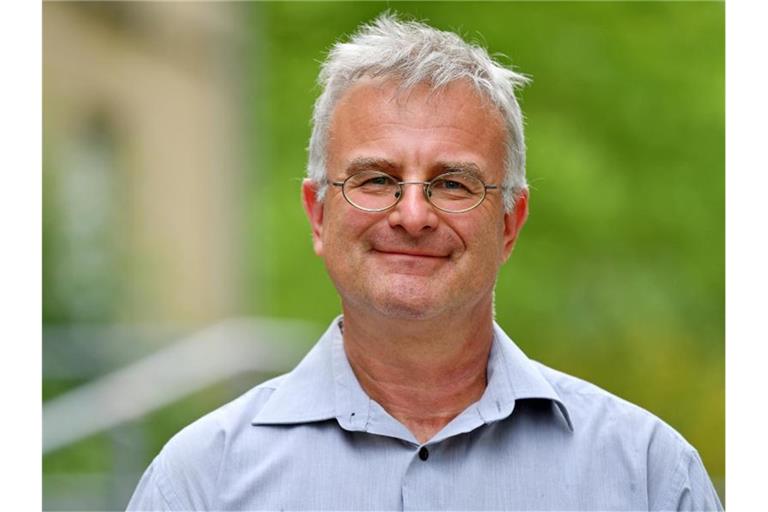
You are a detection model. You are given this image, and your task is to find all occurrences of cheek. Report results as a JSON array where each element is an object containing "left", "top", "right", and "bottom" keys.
[
  {"left": 322, "top": 207, "right": 377, "bottom": 251},
  {"left": 466, "top": 219, "right": 507, "bottom": 265},
  {"left": 453, "top": 213, "right": 502, "bottom": 246}
]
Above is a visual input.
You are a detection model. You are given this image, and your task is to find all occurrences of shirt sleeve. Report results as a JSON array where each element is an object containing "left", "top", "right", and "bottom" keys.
[
  {"left": 125, "top": 413, "right": 225, "bottom": 511},
  {"left": 126, "top": 457, "right": 184, "bottom": 511},
  {"left": 661, "top": 446, "right": 723, "bottom": 512}
]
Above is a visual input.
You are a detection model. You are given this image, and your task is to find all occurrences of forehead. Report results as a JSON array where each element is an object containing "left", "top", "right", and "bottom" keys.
[{"left": 326, "top": 78, "right": 507, "bottom": 178}]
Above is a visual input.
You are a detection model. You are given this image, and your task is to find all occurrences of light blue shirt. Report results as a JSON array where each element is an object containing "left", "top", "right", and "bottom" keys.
[{"left": 127, "top": 318, "right": 722, "bottom": 511}]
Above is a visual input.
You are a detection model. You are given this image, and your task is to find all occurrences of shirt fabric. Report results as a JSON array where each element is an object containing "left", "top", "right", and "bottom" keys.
[{"left": 127, "top": 317, "right": 723, "bottom": 511}]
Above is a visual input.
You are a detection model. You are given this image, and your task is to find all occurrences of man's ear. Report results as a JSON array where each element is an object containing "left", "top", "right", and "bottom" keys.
[
  {"left": 501, "top": 189, "right": 529, "bottom": 262},
  {"left": 301, "top": 179, "right": 325, "bottom": 256}
]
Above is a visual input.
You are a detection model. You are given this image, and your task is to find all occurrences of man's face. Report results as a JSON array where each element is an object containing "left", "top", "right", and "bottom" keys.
[{"left": 303, "top": 78, "right": 528, "bottom": 321}]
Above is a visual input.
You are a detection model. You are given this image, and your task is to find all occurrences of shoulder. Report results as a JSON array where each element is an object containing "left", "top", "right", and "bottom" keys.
[
  {"left": 127, "top": 375, "right": 288, "bottom": 510},
  {"left": 536, "top": 361, "right": 682, "bottom": 433},
  {"left": 535, "top": 360, "right": 691, "bottom": 453},
  {"left": 165, "top": 373, "right": 287, "bottom": 454},
  {"left": 164, "top": 373, "right": 287, "bottom": 461},
  {"left": 533, "top": 362, "right": 722, "bottom": 511}
]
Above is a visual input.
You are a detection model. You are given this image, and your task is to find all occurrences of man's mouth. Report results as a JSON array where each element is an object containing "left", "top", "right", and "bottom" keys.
[{"left": 371, "top": 248, "right": 449, "bottom": 259}]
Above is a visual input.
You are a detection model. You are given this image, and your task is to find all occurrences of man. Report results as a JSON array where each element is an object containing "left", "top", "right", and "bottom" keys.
[{"left": 128, "top": 15, "right": 722, "bottom": 511}]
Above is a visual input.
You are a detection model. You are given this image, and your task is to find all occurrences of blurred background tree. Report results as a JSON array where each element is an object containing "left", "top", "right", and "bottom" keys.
[{"left": 43, "top": 2, "right": 723, "bottom": 509}]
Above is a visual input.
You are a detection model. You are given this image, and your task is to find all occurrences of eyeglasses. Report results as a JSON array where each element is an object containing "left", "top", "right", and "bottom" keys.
[{"left": 330, "top": 170, "right": 500, "bottom": 213}]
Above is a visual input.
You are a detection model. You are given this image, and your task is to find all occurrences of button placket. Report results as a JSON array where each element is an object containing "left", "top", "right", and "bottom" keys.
[{"left": 402, "top": 442, "right": 444, "bottom": 510}]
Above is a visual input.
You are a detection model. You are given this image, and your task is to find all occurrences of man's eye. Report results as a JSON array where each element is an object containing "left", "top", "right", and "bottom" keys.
[
  {"left": 431, "top": 174, "right": 484, "bottom": 198},
  {"left": 365, "top": 176, "right": 391, "bottom": 186},
  {"left": 441, "top": 180, "right": 465, "bottom": 190},
  {"left": 434, "top": 179, "right": 468, "bottom": 191},
  {"left": 351, "top": 174, "right": 395, "bottom": 192}
]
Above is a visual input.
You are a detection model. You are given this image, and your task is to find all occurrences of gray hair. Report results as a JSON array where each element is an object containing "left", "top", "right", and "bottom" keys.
[{"left": 307, "top": 13, "right": 530, "bottom": 211}]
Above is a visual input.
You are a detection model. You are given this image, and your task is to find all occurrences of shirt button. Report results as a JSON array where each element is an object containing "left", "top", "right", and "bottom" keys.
[{"left": 418, "top": 446, "right": 429, "bottom": 461}]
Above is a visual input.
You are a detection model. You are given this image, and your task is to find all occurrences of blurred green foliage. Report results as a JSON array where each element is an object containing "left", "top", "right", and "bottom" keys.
[{"left": 246, "top": 0, "right": 723, "bottom": 488}]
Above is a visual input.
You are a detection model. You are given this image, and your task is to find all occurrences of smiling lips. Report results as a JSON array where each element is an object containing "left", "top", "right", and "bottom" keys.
[{"left": 372, "top": 248, "right": 449, "bottom": 259}]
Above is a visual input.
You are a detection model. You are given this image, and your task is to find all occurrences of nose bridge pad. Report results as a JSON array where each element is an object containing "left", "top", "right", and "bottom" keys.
[{"left": 393, "top": 182, "right": 434, "bottom": 211}]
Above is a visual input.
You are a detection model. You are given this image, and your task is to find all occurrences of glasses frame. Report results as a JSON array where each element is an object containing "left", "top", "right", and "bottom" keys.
[{"left": 330, "top": 170, "right": 500, "bottom": 214}]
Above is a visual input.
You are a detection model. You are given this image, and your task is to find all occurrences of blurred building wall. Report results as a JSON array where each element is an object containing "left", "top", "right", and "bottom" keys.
[
  {"left": 44, "top": 2, "right": 249, "bottom": 328},
  {"left": 43, "top": 4, "right": 254, "bottom": 508}
]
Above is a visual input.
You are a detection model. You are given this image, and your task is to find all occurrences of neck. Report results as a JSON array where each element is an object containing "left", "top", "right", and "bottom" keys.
[{"left": 341, "top": 304, "right": 495, "bottom": 444}]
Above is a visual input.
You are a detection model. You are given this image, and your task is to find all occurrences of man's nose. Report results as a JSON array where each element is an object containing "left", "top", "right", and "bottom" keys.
[{"left": 387, "top": 183, "right": 439, "bottom": 235}]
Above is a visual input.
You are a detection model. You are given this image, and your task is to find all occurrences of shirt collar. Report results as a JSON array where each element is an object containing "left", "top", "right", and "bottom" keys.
[
  {"left": 250, "top": 318, "right": 341, "bottom": 425},
  {"left": 481, "top": 323, "right": 573, "bottom": 432},
  {"left": 252, "top": 316, "right": 573, "bottom": 433}
]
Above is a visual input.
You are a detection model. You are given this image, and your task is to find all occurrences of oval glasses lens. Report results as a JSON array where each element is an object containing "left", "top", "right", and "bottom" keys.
[
  {"left": 343, "top": 171, "right": 400, "bottom": 211},
  {"left": 429, "top": 173, "right": 485, "bottom": 212}
]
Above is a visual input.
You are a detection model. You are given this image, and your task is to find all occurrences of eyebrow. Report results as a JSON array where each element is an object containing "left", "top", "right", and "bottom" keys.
[
  {"left": 343, "top": 157, "right": 487, "bottom": 181},
  {"left": 436, "top": 161, "right": 484, "bottom": 180},
  {"left": 344, "top": 157, "right": 398, "bottom": 175}
]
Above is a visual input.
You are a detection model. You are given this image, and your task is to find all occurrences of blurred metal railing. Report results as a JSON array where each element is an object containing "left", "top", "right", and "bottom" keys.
[{"left": 43, "top": 317, "right": 318, "bottom": 454}]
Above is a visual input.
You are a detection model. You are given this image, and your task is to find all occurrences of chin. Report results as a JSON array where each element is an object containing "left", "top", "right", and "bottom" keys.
[
  {"left": 373, "top": 301, "right": 441, "bottom": 321},
  {"left": 339, "top": 276, "right": 461, "bottom": 320},
  {"left": 369, "top": 286, "right": 451, "bottom": 321}
]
